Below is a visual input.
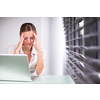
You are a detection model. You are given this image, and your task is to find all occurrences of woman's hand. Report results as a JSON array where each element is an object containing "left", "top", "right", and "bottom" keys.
[
  {"left": 32, "top": 33, "right": 41, "bottom": 51},
  {"left": 14, "top": 33, "right": 24, "bottom": 54}
]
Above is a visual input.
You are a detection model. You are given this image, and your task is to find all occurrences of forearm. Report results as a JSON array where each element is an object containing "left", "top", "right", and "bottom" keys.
[
  {"left": 14, "top": 49, "right": 19, "bottom": 54},
  {"left": 36, "top": 49, "right": 44, "bottom": 75},
  {"left": 14, "top": 34, "right": 24, "bottom": 54},
  {"left": 14, "top": 47, "right": 20, "bottom": 54}
]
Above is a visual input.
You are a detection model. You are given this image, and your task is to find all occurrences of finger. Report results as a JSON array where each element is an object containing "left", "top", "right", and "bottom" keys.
[
  {"left": 33, "top": 33, "right": 37, "bottom": 40},
  {"left": 20, "top": 33, "right": 24, "bottom": 45},
  {"left": 21, "top": 33, "right": 25, "bottom": 40},
  {"left": 21, "top": 33, "right": 23, "bottom": 37},
  {"left": 21, "top": 33, "right": 24, "bottom": 38}
]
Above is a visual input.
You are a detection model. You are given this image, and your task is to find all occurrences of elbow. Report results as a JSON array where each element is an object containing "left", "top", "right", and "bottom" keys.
[
  {"left": 36, "top": 69, "right": 41, "bottom": 75},
  {"left": 36, "top": 65, "right": 44, "bottom": 75},
  {"left": 37, "top": 72, "right": 41, "bottom": 75},
  {"left": 36, "top": 70, "right": 42, "bottom": 75}
]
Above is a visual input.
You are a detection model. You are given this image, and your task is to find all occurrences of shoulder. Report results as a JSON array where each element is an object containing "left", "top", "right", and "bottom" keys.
[
  {"left": 32, "top": 46, "right": 45, "bottom": 55},
  {"left": 8, "top": 44, "right": 17, "bottom": 50},
  {"left": 33, "top": 46, "right": 45, "bottom": 59},
  {"left": 7, "top": 44, "right": 17, "bottom": 54}
]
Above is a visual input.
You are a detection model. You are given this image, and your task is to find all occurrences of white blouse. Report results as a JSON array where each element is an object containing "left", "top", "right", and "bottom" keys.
[{"left": 7, "top": 44, "right": 45, "bottom": 76}]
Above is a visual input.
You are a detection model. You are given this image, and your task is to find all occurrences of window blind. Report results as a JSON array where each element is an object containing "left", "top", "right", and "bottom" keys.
[{"left": 63, "top": 17, "right": 100, "bottom": 84}]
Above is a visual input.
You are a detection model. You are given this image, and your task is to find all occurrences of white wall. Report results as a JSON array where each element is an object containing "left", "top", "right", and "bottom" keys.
[
  {"left": 40, "top": 17, "right": 51, "bottom": 74},
  {"left": 0, "top": 17, "right": 42, "bottom": 53},
  {"left": 0, "top": 17, "right": 65, "bottom": 75},
  {"left": 49, "top": 17, "right": 65, "bottom": 75}
]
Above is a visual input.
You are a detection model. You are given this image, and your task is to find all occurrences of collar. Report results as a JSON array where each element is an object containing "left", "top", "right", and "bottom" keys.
[{"left": 19, "top": 46, "right": 37, "bottom": 56}]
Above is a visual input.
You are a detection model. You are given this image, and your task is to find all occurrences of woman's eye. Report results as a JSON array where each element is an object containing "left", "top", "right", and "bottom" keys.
[
  {"left": 24, "top": 37, "right": 28, "bottom": 40},
  {"left": 30, "top": 37, "right": 34, "bottom": 40}
]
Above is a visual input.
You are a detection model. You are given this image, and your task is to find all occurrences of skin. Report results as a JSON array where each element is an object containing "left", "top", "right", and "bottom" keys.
[{"left": 14, "top": 31, "right": 44, "bottom": 75}]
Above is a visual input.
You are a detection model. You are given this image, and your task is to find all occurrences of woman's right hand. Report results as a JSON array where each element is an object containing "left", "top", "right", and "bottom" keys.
[{"left": 14, "top": 33, "right": 24, "bottom": 54}]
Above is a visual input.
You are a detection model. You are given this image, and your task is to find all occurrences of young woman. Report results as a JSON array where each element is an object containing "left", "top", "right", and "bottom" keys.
[{"left": 7, "top": 23, "right": 45, "bottom": 76}]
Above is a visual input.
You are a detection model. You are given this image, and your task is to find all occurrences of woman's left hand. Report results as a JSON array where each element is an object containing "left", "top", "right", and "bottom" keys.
[{"left": 32, "top": 33, "right": 41, "bottom": 51}]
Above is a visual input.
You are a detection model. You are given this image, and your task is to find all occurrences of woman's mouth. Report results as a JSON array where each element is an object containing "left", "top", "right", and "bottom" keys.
[{"left": 26, "top": 44, "right": 31, "bottom": 46}]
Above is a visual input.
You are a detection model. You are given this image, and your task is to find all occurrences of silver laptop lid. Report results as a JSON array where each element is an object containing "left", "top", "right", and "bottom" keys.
[{"left": 0, "top": 54, "right": 32, "bottom": 81}]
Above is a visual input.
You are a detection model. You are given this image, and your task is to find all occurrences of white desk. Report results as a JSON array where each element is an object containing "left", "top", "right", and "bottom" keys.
[{"left": 0, "top": 75, "right": 75, "bottom": 84}]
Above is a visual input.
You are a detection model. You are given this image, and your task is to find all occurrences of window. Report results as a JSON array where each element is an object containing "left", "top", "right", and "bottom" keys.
[{"left": 63, "top": 17, "right": 100, "bottom": 84}]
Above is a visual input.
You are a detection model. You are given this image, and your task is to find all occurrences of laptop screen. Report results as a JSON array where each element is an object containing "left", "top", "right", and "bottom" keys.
[{"left": 0, "top": 54, "right": 32, "bottom": 81}]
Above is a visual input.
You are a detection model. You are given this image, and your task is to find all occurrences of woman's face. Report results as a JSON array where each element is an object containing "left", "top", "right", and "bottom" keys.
[{"left": 21, "top": 31, "right": 35, "bottom": 49}]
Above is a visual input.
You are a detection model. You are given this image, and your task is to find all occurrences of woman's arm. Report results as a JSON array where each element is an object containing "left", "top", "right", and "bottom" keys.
[
  {"left": 14, "top": 33, "right": 24, "bottom": 54},
  {"left": 36, "top": 49, "right": 44, "bottom": 75},
  {"left": 33, "top": 33, "right": 44, "bottom": 75}
]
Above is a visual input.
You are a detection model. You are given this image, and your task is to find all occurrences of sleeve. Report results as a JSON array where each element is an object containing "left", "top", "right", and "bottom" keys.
[{"left": 7, "top": 45, "right": 17, "bottom": 54}]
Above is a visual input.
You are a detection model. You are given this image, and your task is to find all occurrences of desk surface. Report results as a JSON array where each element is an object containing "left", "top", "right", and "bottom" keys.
[{"left": 0, "top": 75, "right": 75, "bottom": 84}]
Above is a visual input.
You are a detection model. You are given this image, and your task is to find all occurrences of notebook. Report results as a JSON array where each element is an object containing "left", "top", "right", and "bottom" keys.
[{"left": 0, "top": 54, "right": 38, "bottom": 82}]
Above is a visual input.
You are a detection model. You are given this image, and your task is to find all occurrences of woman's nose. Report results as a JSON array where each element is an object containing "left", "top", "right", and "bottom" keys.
[{"left": 27, "top": 38, "right": 31, "bottom": 43}]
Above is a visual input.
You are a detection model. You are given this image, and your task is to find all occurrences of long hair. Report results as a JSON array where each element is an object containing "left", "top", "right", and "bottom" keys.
[{"left": 20, "top": 23, "right": 37, "bottom": 35}]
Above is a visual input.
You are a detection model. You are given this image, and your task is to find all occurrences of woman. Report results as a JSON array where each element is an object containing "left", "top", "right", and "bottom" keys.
[{"left": 7, "top": 23, "right": 45, "bottom": 76}]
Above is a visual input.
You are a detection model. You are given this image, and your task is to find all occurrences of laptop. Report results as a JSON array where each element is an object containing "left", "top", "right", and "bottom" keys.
[{"left": 0, "top": 54, "right": 38, "bottom": 82}]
